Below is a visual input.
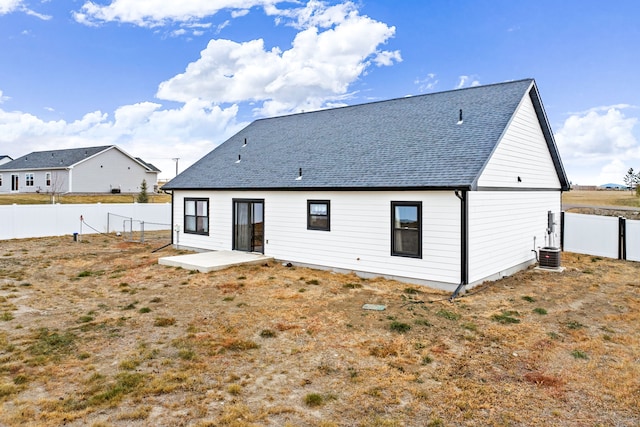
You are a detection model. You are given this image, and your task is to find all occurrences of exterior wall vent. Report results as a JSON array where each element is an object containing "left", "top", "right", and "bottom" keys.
[{"left": 539, "top": 247, "right": 561, "bottom": 269}]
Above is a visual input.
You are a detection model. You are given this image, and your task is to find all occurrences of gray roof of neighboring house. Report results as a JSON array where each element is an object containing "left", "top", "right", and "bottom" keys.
[
  {"left": 164, "top": 79, "right": 568, "bottom": 191},
  {"left": 135, "top": 158, "right": 161, "bottom": 173},
  {"left": 0, "top": 146, "right": 160, "bottom": 173},
  {"left": 0, "top": 146, "right": 112, "bottom": 170}
]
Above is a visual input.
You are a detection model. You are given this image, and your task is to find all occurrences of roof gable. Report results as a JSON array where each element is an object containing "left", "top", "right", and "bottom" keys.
[
  {"left": 0, "top": 145, "right": 161, "bottom": 174},
  {"left": 0, "top": 146, "right": 113, "bottom": 170},
  {"left": 165, "top": 79, "right": 567, "bottom": 191}
]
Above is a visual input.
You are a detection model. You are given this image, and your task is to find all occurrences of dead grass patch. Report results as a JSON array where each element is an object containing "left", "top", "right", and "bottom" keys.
[{"left": 0, "top": 234, "right": 638, "bottom": 426}]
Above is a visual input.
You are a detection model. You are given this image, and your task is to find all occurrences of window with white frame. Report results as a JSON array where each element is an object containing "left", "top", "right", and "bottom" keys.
[
  {"left": 46, "top": 172, "right": 51, "bottom": 186},
  {"left": 25, "top": 173, "right": 34, "bottom": 187}
]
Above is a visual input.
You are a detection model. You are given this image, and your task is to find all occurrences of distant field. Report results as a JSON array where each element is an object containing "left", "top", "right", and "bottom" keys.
[
  {"left": 563, "top": 190, "right": 639, "bottom": 208},
  {"left": 0, "top": 193, "right": 171, "bottom": 205}
]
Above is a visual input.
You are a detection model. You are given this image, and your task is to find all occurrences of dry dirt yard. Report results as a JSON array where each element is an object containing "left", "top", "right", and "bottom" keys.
[{"left": 0, "top": 233, "right": 638, "bottom": 427}]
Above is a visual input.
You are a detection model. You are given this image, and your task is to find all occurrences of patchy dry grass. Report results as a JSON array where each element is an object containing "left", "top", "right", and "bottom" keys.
[
  {"left": 0, "top": 234, "right": 638, "bottom": 426},
  {"left": 563, "top": 189, "right": 640, "bottom": 208},
  {"left": 0, "top": 193, "right": 170, "bottom": 205}
]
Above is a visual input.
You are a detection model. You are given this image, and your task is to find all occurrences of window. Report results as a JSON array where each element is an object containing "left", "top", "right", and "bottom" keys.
[
  {"left": 184, "top": 198, "right": 209, "bottom": 235},
  {"left": 0, "top": 174, "right": 2, "bottom": 187},
  {"left": 45, "top": 172, "right": 51, "bottom": 186},
  {"left": 307, "top": 200, "right": 330, "bottom": 231},
  {"left": 391, "top": 201, "right": 422, "bottom": 258},
  {"left": 25, "top": 173, "right": 34, "bottom": 187}
]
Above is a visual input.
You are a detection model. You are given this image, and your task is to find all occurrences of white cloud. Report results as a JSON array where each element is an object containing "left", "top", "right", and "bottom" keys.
[
  {"left": 0, "top": 0, "right": 49, "bottom": 19},
  {"left": 1, "top": 1, "right": 401, "bottom": 178},
  {"left": 555, "top": 106, "right": 640, "bottom": 185},
  {"left": 157, "top": 1, "right": 400, "bottom": 116},
  {"left": 414, "top": 73, "right": 438, "bottom": 92},
  {"left": 0, "top": 100, "right": 245, "bottom": 179},
  {"left": 73, "top": 0, "right": 281, "bottom": 27},
  {"left": 0, "top": 90, "right": 9, "bottom": 104},
  {"left": 455, "top": 75, "right": 481, "bottom": 89},
  {"left": 0, "top": 0, "right": 22, "bottom": 14}
]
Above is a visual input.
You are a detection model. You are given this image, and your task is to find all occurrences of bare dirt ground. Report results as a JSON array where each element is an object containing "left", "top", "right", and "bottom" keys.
[{"left": 0, "top": 233, "right": 639, "bottom": 426}]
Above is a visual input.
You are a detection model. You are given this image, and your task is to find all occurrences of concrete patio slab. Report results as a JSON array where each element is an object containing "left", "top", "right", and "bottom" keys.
[{"left": 158, "top": 251, "right": 273, "bottom": 273}]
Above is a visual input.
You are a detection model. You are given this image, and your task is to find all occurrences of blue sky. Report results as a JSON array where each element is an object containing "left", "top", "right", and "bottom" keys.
[{"left": 0, "top": 0, "right": 638, "bottom": 185}]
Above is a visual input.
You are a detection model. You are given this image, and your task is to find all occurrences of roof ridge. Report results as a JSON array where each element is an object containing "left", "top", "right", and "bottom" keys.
[{"left": 252, "top": 78, "right": 535, "bottom": 123}]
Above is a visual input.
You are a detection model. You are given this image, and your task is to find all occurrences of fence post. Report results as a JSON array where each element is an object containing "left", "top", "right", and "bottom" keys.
[
  {"left": 618, "top": 217, "right": 626, "bottom": 260},
  {"left": 141, "top": 221, "right": 145, "bottom": 243},
  {"left": 560, "top": 211, "right": 565, "bottom": 251}
]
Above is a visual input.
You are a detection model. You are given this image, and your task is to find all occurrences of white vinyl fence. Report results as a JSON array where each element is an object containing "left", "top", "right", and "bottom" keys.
[
  {"left": 562, "top": 212, "right": 640, "bottom": 262},
  {"left": 0, "top": 203, "right": 171, "bottom": 240}
]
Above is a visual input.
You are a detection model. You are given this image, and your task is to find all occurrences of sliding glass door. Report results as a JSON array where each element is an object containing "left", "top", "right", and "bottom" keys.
[{"left": 233, "top": 199, "right": 264, "bottom": 253}]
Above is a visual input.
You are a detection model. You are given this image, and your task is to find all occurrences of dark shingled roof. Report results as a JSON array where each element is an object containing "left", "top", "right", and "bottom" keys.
[
  {"left": 0, "top": 146, "right": 160, "bottom": 173},
  {"left": 0, "top": 146, "right": 113, "bottom": 170},
  {"left": 164, "top": 79, "right": 568, "bottom": 191}
]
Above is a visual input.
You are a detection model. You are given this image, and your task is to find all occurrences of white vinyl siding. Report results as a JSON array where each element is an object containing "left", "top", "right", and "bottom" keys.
[
  {"left": 468, "top": 191, "right": 561, "bottom": 284},
  {"left": 172, "top": 190, "right": 462, "bottom": 287},
  {"left": 71, "top": 147, "right": 157, "bottom": 193},
  {"left": 477, "top": 94, "right": 561, "bottom": 189}
]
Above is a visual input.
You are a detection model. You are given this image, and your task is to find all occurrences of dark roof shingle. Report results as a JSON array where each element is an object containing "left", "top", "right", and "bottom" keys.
[{"left": 164, "top": 79, "right": 567, "bottom": 190}]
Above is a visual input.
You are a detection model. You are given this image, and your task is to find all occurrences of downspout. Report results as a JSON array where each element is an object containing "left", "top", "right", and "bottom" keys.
[
  {"left": 450, "top": 189, "right": 468, "bottom": 301},
  {"left": 170, "top": 192, "right": 174, "bottom": 246}
]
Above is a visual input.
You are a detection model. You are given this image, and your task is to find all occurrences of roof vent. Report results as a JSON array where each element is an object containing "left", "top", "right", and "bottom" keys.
[
  {"left": 295, "top": 167, "right": 302, "bottom": 181},
  {"left": 242, "top": 138, "right": 247, "bottom": 147},
  {"left": 457, "top": 109, "right": 463, "bottom": 125},
  {"left": 235, "top": 154, "right": 241, "bottom": 164}
]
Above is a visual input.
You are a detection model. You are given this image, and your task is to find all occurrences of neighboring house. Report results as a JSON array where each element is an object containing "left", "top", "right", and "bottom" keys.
[
  {"left": 0, "top": 156, "right": 12, "bottom": 166},
  {"left": 0, "top": 146, "right": 160, "bottom": 194},
  {"left": 163, "top": 79, "right": 569, "bottom": 291}
]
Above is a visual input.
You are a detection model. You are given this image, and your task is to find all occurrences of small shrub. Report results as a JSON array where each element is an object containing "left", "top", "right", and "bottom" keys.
[
  {"left": 150, "top": 297, "right": 162, "bottom": 303},
  {"left": 566, "top": 321, "right": 584, "bottom": 330},
  {"left": 13, "top": 374, "right": 28, "bottom": 385},
  {"left": 154, "top": 317, "right": 176, "bottom": 327},
  {"left": 178, "top": 349, "right": 196, "bottom": 360},
  {"left": 221, "top": 338, "right": 259, "bottom": 351},
  {"left": 78, "top": 315, "right": 94, "bottom": 323},
  {"left": 389, "top": 321, "right": 411, "bottom": 333},
  {"left": 222, "top": 296, "right": 235, "bottom": 301},
  {"left": 404, "top": 287, "right": 420, "bottom": 294},
  {"left": 304, "top": 393, "right": 324, "bottom": 407},
  {"left": 461, "top": 322, "right": 477, "bottom": 331},
  {"left": 237, "top": 276, "right": 247, "bottom": 280},
  {"left": 119, "top": 359, "right": 140, "bottom": 370},
  {"left": 436, "top": 309, "right": 461, "bottom": 321},
  {"left": 343, "top": 283, "right": 362, "bottom": 289},
  {"left": 139, "top": 307, "right": 151, "bottom": 314},
  {"left": 491, "top": 311, "right": 520, "bottom": 324},
  {"left": 28, "top": 328, "right": 76, "bottom": 356},
  {"left": 260, "top": 329, "right": 276, "bottom": 338},
  {"left": 227, "top": 384, "right": 242, "bottom": 395},
  {"left": 533, "top": 308, "right": 548, "bottom": 315},
  {"left": 122, "top": 302, "right": 137, "bottom": 310},
  {"left": 521, "top": 295, "right": 535, "bottom": 302},
  {"left": 1, "top": 312, "right": 14, "bottom": 321},
  {"left": 306, "top": 279, "right": 320, "bottom": 285},
  {"left": 421, "top": 355, "right": 433, "bottom": 365},
  {"left": 571, "top": 349, "right": 588, "bottom": 360},
  {"left": 78, "top": 271, "right": 92, "bottom": 277},
  {"left": 414, "top": 319, "right": 432, "bottom": 327}
]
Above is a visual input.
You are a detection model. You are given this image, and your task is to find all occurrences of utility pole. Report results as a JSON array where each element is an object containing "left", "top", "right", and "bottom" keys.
[{"left": 172, "top": 158, "right": 180, "bottom": 177}]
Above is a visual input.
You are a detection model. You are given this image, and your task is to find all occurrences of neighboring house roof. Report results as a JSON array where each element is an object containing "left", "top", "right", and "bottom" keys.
[
  {"left": 135, "top": 157, "right": 161, "bottom": 173},
  {"left": 0, "top": 145, "right": 160, "bottom": 173},
  {"left": 0, "top": 155, "right": 12, "bottom": 162},
  {"left": 164, "top": 79, "right": 568, "bottom": 191}
]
